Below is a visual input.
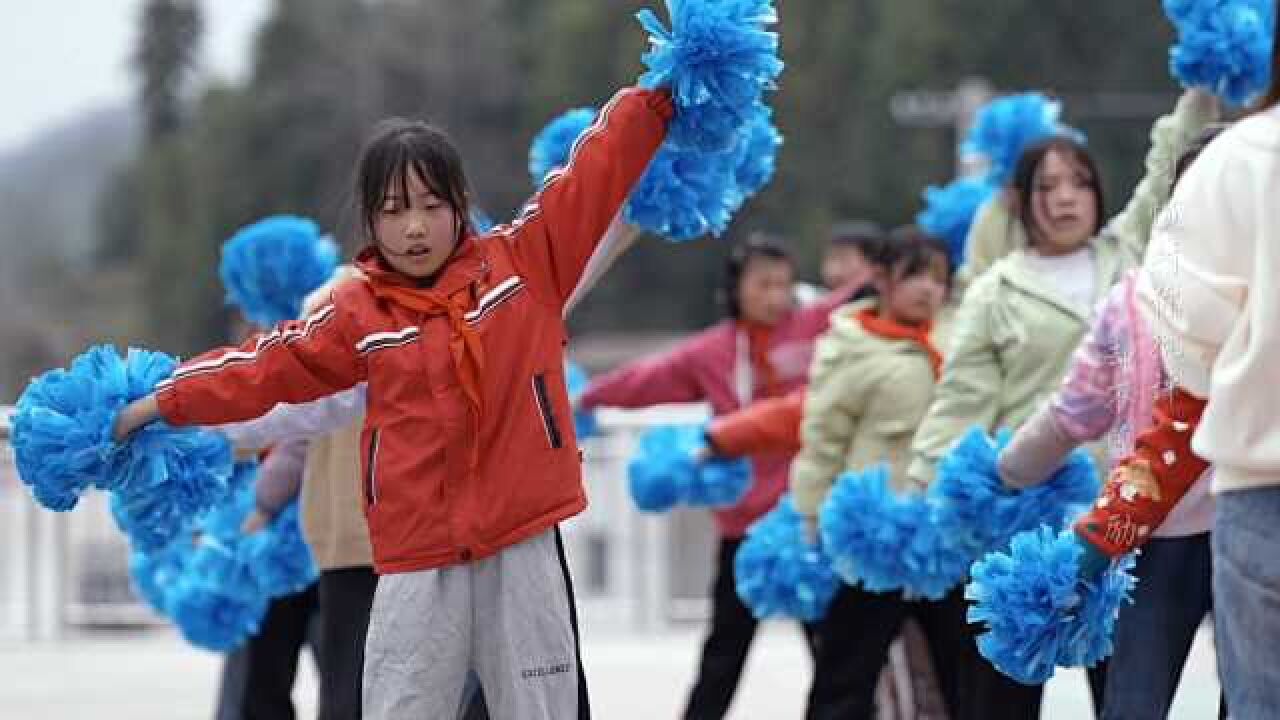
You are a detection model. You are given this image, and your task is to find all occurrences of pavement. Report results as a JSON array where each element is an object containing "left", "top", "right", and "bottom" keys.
[{"left": 0, "top": 620, "right": 1221, "bottom": 719}]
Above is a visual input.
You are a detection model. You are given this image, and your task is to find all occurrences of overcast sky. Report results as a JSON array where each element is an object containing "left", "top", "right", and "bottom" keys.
[{"left": 0, "top": 0, "right": 270, "bottom": 154}]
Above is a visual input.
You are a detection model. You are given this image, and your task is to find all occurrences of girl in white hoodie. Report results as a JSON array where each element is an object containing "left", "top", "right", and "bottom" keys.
[{"left": 1139, "top": 47, "right": 1280, "bottom": 719}]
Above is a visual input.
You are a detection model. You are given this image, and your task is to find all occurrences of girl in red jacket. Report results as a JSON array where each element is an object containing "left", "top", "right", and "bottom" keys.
[{"left": 113, "top": 87, "right": 672, "bottom": 719}]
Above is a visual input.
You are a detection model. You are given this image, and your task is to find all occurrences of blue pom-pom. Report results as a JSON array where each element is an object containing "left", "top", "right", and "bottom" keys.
[
  {"left": 729, "top": 105, "right": 783, "bottom": 204},
  {"left": 128, "top": 539, "right": 191, "bottom": 614},
  {"left": 627, "top": 425, "right": 688, "bottom": 512},
  {"left": 470, "top": 207, "right": 495, "bottom": 235},
  {"left": 626, "top": 424, "right": 751, "bottom": 511},
  {"left": 1063, "top": 548, "right": 1138, "bottom": 668},
  {"left": 916, "top": 176, "right": 999, "bottom": 269},
  {"left": 898, "top": 506, "right": 976, "bottom": 601},
  {"left": 636, "top": 0, "right": 783, "bottom": 153},
  {"left": 166, "top": 538, "right": 268, "bottom": 652},
  {"left": 529, "top": 108, "right": 597, "bottom": 186},
  {"left": 992, "top": 449, "right": 1099, "bottom": 548},
  {"left": 966, "top": 527, "right": 1137, "bottom": 684},
  {"left": 565, "top": 360, "right": 598, "bottom": 440},
  {"left": 10, "top": 346, "right": 211, "bottom": 513},
  {"left": 203, "top": 476, "right": 318, "bottom": 600},
  {"left": 11, "top": 348, "right": 129, "bottom": 510},
  {"left": 223, "top": 460, "right": 260, "bottom": 494},
  {"left": 130, "top": 461, "right": 313, "bottom": 652},
  {"left": 819, "top": 466, "right": 916, "bottom": 592},
  {"left": 573, "top": 410, "right": 598, "bottom": 440},
  {"left": 930, "top": 427, "right": 1099, "bottom": 555},
  {"left": 963, "top": 93, "right": 1083, "bottom": 186},
  {"left": 1164, "top": 0, "right": 1205, "bottom": 23},
  {"left": 734, "top": 496, "right": 840, "bottom": 621},
  {"left": 242, "top": 501, "right": 319, "bottom": 598},
  {"left": 625, "top": 141, "right": 741, "bottom": 241},
  {"left": 624, "top": 100, "right": 780, "bottom": 242},
  {"left": 1164, "top": 0, "right": 1274, "bottom": 107},
  {"left": 928, "top": 427, "right": 1008, "bottom": 554},
  {"left": 195, "top": 465, "right": 259, "bottom": 543},
  {"left": 819, "top": 466, "right": 970, "bottom": 600},
  {"left": 688, "top": 454, "right": 752, "bottom": 507},
  {"left": 219, "top": 215, "right": 339, "bottom": 328},
  {"left": 108, "top": 422, "right": 233, "bottom": 552}
]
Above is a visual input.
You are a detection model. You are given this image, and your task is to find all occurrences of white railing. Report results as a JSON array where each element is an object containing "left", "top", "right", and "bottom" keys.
[
  {"left": 2, "top": 405, "right": 67, "bottom": 641},
  {"left": 569, "top": 404, "right": 718, "bottom": 631},
  {"left": 0, "top": 403, "right": 720, "bottom": 641}
]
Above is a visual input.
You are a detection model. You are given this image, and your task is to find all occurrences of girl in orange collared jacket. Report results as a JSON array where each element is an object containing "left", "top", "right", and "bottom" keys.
[{"left": 113, "top": 86, "right": 672, "bottom": 720}]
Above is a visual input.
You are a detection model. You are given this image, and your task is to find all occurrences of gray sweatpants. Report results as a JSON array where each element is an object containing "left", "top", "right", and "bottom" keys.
[{"left": 363, "top": 527, "right": 588, "bottom": 719}]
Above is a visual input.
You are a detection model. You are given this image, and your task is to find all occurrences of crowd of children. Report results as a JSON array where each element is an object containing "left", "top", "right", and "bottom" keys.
[{"left": 19, "top": 2, "right": 1277, "bottom": 718}]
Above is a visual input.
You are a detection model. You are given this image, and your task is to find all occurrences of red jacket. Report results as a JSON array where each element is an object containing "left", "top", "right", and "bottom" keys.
[
  {"left": 157, "top": 87, "right": 672, "bottom": 574},
  {"left": 701, "top": 310, "right": 940, "bottom": 483},
  {"left": 579, "top": 289, "right": 856, "bottom": 537}
]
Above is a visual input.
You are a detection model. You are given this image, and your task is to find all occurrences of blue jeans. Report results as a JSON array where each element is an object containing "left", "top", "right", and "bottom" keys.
[
  {"left": 1214, "top": 487, "right": 1280, "bottom": 720},
  {"left": 1101, "top": 534, "right": 1213, "bottom": 720}
]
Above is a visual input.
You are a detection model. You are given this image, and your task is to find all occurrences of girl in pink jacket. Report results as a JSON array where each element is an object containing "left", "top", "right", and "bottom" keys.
[{"left": 580, "top": 233, "right": 869, "bottom": 719}]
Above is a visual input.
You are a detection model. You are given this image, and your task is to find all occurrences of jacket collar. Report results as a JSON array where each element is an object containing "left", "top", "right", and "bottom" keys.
[
  {"left": 854, "top": 304, "right": 942, "bottom": 378},
  {"left": 355, "top": 237, "right": 487, "bottom": 302},
  {"left": 996, "top": 244, "right": 1118, "bottom": 324}
]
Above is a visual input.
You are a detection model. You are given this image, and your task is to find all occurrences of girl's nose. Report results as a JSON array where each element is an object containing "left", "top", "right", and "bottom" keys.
[{"left": 405, "top": 214, "right": 427, "bottom": 238}]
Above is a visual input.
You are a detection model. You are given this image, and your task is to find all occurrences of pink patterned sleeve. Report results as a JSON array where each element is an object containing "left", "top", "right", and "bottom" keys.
[
  {"left": 1049, "top": 284, "right": 1128, "bottom": 442},
  {"left": 1000, "top": 283, "right": 1133, "bottom": 488}
]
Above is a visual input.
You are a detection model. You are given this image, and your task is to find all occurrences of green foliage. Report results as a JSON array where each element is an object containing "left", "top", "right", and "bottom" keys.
[{"left": 134, "top": 0, "right": 203, "bottom": 140}]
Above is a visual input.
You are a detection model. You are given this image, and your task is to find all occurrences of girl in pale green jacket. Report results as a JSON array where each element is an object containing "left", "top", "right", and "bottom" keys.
[
  {"left": 910, "top": 87, "right": 1218, "bottom": 484},
  {"left": 790, "top": 227, "right": 960, "bottom": 719},
  {"left": 905, "top": 87, "right": 1219, "bottom": 720}
]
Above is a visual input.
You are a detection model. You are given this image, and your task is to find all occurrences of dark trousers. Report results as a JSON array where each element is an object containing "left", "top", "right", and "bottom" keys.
[
  {"left": 215, "top": 584, "right": 321, "bottom": 720},
  {"left": 1102, "top": 533, "right": 1216, "bottom": 720},
  {"left": 682, "top": 537, "right": 820, "bottom": 720},
  {"left": 805, "top": 585, "right": 969, "bottom": 719},
  {"left": 317, "top": 567, "right": 376, "bottom": 720}
]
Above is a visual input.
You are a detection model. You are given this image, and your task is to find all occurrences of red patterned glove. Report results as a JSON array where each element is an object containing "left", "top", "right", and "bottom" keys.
[{"left": 1073, "top": 387, "right": 1209, "bottom": 557}]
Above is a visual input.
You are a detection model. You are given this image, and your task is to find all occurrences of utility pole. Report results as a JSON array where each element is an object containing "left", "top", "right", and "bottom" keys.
[{"left": 890, "top": 76, "right": 995, "bottom": 177}]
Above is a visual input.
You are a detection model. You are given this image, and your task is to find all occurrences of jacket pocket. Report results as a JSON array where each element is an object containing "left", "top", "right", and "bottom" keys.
[
  {"left": 531, "top": 373, "right": 564, "bottom": 449},
  {"left": 364, "top": 428, "right": 381, "bottom": 506}
]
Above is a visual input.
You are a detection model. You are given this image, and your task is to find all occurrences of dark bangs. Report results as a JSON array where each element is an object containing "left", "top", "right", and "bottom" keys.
[
  {"left": 357, "top": 118, "right": 473, "bottom": 242},
  {"left": 1013, "top": 136, "right": 1107, "bottom": 243},
  {"left": 881, "top": 225, "right": 954, "bottom": 287},
  {"left": 720, "top": 231, "right": 793, "bottom": 319}
]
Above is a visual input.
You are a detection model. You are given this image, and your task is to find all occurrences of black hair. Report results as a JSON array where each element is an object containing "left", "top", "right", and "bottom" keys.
[
  {"left": 720, "top": 232, "right": 794, "bottom": 319},
  {"left": 876, "top": 225, "right": 954, "bottom": 287},
  {"left": 1173, "top": 124, "right": 1229, "bottom": 189},
  {"left": 1254, "top": 10, "right": 1280, "bottom": 111},
  {"left": 356, "top": 118, "right": 473, "bottom": 248},
  {"left": 1012, "top": 136, "right": 1107, "bottom": 247},
  {"left": 828, "top": 220, "right": 886, "bottom": 258}
]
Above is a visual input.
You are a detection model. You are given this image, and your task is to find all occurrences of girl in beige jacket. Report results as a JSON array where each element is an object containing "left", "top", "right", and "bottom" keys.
[{"left": 791, "top": 228, "right": 956, "bottom": 720}]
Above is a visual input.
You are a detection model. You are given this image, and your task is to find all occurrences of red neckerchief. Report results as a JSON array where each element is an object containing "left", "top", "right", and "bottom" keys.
[
  {"left": 856, "top": 307, "right": 943, "bottom": 378},
  {"left": 356, "top": 241, "right": 486, "bottom": 416},
  {"left": 740, "top": 321, "right": 781, "bottom": 397}
]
